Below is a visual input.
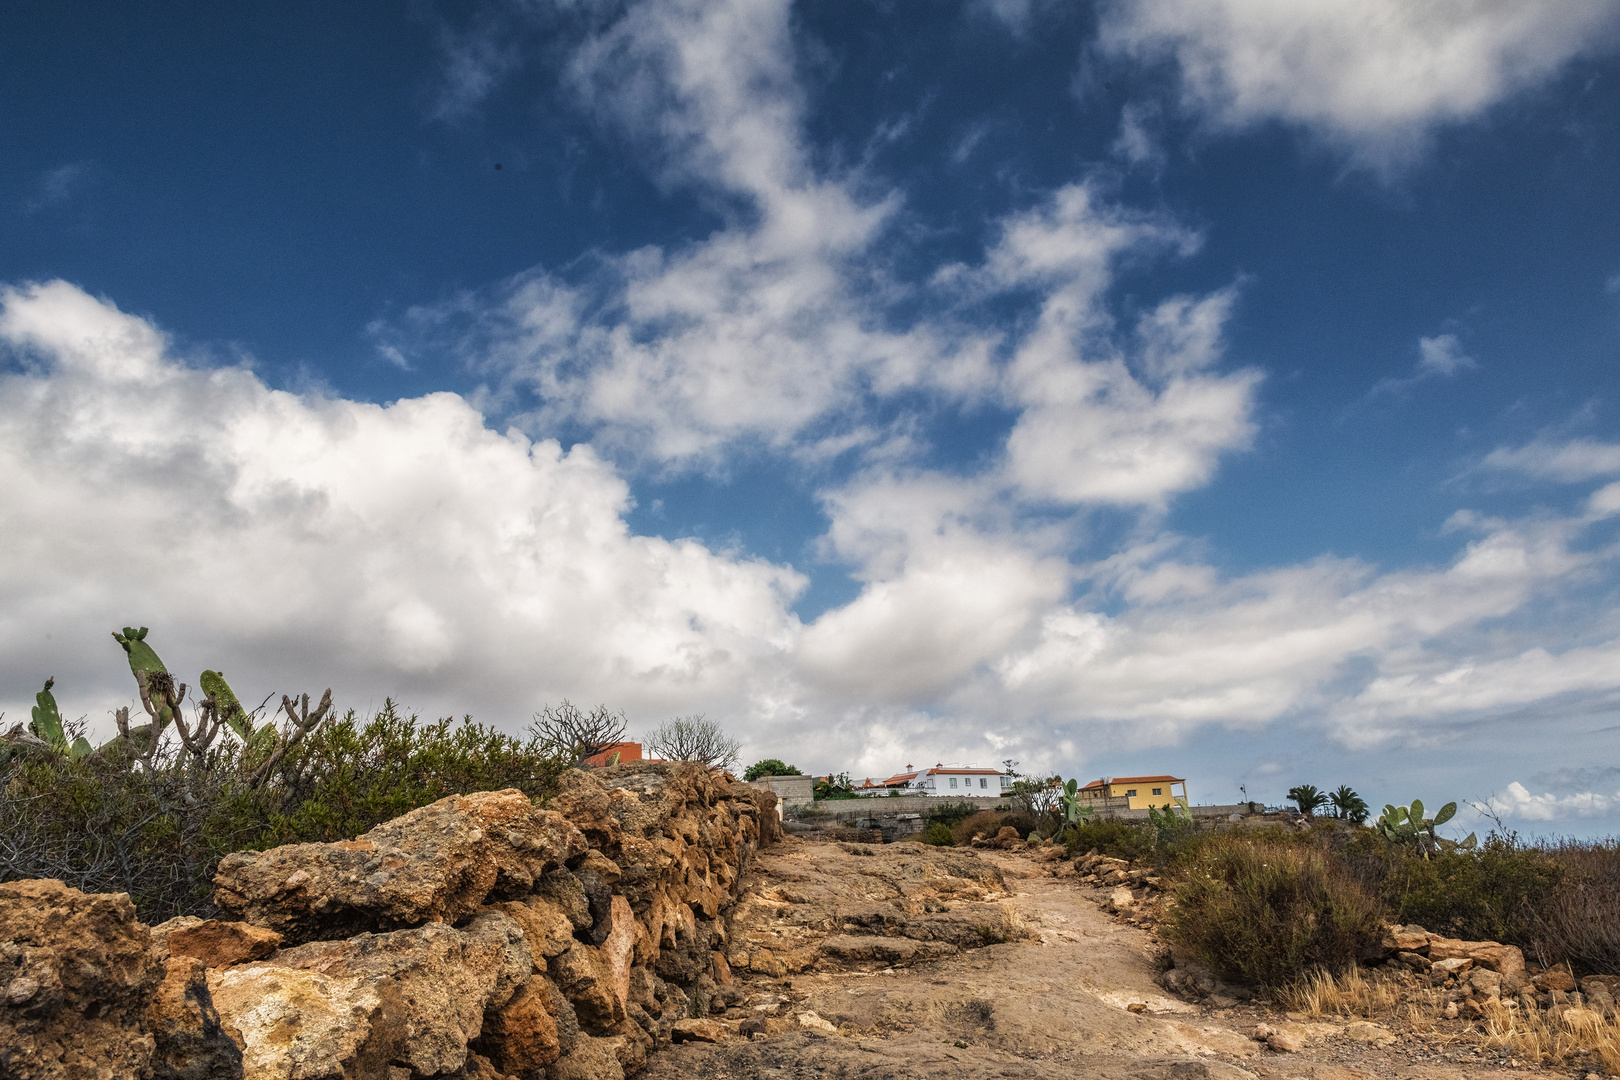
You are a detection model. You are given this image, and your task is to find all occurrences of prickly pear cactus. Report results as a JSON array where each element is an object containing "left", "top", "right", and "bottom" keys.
[
  {"left": 28, "top": 678, "right": 92, "bottom": 759},
  {"left": 200, "top": 670, "right": 248, "bottom": 738},
  {"left": 113, "top": 626, "right": 176, "bottom": 727},
  {"left": 1379, "top": 799, "right": 1474, "bottom": 858}
]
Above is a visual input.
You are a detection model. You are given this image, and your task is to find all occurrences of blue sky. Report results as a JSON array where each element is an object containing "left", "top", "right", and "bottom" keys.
[{"left": 5, "top": 0, "right": 1620, "bottom": 834}]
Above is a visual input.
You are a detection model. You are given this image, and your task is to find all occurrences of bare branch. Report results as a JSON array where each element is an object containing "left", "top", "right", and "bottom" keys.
[
  {"left": 645, "top": 714, "right": 739, "bottom": 770},
  {"left": 530, "top": 700, "right": 627, "bottom": 766}
]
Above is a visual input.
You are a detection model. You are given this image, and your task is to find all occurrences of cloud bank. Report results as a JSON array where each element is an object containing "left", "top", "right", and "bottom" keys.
[
  {"left": 1097, "top": 0, "right": 1620, "bottom": 168},
  {"left": 6, "top": 0, "right": 1620, "bottom": 817}
]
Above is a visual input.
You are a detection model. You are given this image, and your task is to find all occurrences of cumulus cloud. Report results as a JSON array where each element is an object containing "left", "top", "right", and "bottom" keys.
[
  {"left": 12, "top": 0, "right": 1620, "bottom": 788},
  {"left": 444, "top": 0, "right": 1259, "bottom": 496},
  {"left": 1488, "top": 781, "right": 1620, "bottom": 822},
  {"left": 0, "top": 281, "right": 805, "bottom": 738},
  {"left": 7, "top": 279, "right": 1620, "bottom": 779},
  {"left": 1097, "top": 0, "right": 1620, "bottom": 167}
]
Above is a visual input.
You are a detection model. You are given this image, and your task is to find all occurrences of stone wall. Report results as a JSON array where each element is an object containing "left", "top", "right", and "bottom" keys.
[
  {"left": 745, "top": 774, "right": 814, "bottom": 810},
  {"left": 0, "top": 761, "right": 777, "bottom": 1080}
]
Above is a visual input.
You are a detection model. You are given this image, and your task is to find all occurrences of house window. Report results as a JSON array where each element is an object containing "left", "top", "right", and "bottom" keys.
[
  {"left": 1126, "top": 789, "right": 1137, "bottom": 797},
  {"left": 979, "top": 778, "right": 987, "bottom": 788},
  {"left": 1152, "top": 788, "right": 1162, "bottom": 796},
  {"left": 950, "top": 777, "right": 958, "bottom": 788}
]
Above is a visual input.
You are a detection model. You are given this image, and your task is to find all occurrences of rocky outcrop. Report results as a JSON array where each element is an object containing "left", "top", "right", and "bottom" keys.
[
  {"left": 0, "top": 879, "right": 241, "bottom": 1080},
  {"left": 723, "top": 839, "right": 1031, "bottom": 979},
  {"left": 0, "top": 761, "right": 776, "bottom": 1080}
]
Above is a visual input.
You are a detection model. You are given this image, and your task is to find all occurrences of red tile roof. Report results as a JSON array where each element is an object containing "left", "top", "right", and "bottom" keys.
[{"left": 1080, "top": 774, "right": 1184, "bottom": 790}]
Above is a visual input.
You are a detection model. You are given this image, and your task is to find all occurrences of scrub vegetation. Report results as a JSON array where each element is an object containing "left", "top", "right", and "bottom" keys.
[{"left": 0, "top": 627, "right": 630, "bottom": 920}]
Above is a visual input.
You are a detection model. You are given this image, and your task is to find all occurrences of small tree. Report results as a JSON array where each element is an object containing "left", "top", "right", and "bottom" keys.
[
  {"left": 1009, "top": 774, "right": 1063, "bottom": 832},
  {"left": 530, "top": 700, "right": 627, "bottom": 765},
  {"left": 1329, "top": 785, "right": 1369, "bottom": 824},
  {"left": 744, "top": 758, "right": 801, "bottom": 781},
  {"left": 1288, "top": 784, "right": 1329, "bottom": 816},
  {"left": 645, "top": 714, "right": 740, "bottom": 769},
  {"left": 814, "top": 772, "right": 857, "bottom": 799}
]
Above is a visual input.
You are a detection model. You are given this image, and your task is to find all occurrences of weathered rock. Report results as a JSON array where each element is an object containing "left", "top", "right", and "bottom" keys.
[
  {"left": 599, "top": 895, "right": 636, "bottom": 1012},
  {"left": 671, "top": 1017, "right": 731, "bottom": 1043},
  {"left": 213, "top": 789, "right": 588, "bottom": 943},
  {"left": 1467, "top": 967, "right": 1503, "bottom": 999},
  {"left": 206, "top": 964, "right": 384, "bottom": 1079},
  {"left": 0, "top": 879, "right": 161, "bottom": 1080},
  {"left": 231, "top": 912, "right": 533, "bottom": 1077},
  {"left": 551, "top": 940, "right": 627, "bottom": 1033},
  {"left": 490, "top": 897, "right": 577, "bottom": 960},
  {"left": 1430, "top": 956, "right": 1473, "bottom": 979},
  {"left": 1343, "top": 1021, "right": 1396, "bottom": 1046},
  {"left": 548, "top": 1034, "right": 626, "bottom": 1080},
  {"left": 818, "top": 934, "right": 958, "bottom": 966},
  {"left": 147, "top": 955, "right": 244, "bottom": 1080},
  {"left": 1536, "top": 964, "right": 1578, "bottom": 993},
  {"left": 1467, "top": 941, "right": 1525, "bottom": 980},
  {"left": 1266, "top": 1031, "right": 1304, "bottom": 1053},
  {"left": 475, "top": 976, "right": 562, "bottom": 1073},
  {"left": 535, "top": 867, "right": 595, "bottom": 932},
  {"left": 166, "top": 919, "right": 284, "bottom": 968},
  {"left": 797, "top": 1011, "right": 838, "bottom": 1034},
  {"left": 1380, "top": 924, "right": 1431, "bottom": 953}
]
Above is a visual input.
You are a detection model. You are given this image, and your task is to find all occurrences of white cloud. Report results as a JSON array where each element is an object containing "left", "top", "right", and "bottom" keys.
[
  {"left": 5, "top": 280, "right": 1620, "bottom": 781},
  {"left": 990, "top": 513, "right": 1606, "bottom": 746},
  {"left": 0, "top": 281, "right": 805, "bottom": 737},
  {"left": 1097, "top": 0, "right": 1620, "bottom": 167},
  {"left": 1483, "top": 436, "right": 1620, "bottom": 482},
  {"left": 1417, "top": 333, "right": 1474, "bottom": 377},
  {"left": 1488, "top": 781, "right": 1620, "bottom": 822},
  {"left": 1370, "top": 332, "right": 1477, "bottom": 397}
]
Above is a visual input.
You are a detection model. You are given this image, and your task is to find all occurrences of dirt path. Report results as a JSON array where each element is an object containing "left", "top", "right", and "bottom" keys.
[{"left": 638, "top": 842, "right": 1542, "bottom": 1080}]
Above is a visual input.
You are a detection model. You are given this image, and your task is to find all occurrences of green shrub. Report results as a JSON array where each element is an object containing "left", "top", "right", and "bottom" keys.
[
  {"left": 1166, "top": 835, "right": 1381, "bottom": 988},
  {"left": 951, "top": 810, "right": 1009, "bottom": 845},
  {"left": 922, "top": 800, "right": 979, "bottom": 827},
  {"left": 1063, "top": 818, "right": 1155, "bottom": 862},
  {"left": 0, "top": 701, "right": 568, "bottom": 921},
  {"left": 918, "top": 822, "right": 956, "bottom": 846},
  {"left": 1339, "top": 829, "right": 1560, "bottom": 946},
  {"left": 744, "top": 758, "right": 801, "bottom": 781}
]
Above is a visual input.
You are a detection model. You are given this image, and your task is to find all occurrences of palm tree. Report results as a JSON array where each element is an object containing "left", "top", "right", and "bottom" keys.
[
  {"left": 1288, "top": 784, "right": 1329, "bottom": 816},
  {"left": 1329, "top": 785, "right": 1369, "bottom": 824}
]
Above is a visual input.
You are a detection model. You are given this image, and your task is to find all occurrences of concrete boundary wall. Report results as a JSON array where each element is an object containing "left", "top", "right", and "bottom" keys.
[{"left": 801, "top": 795, "right": 1013, "bottom": 819}]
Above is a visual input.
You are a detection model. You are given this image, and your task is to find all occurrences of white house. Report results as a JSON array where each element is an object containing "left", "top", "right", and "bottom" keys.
[{"left": 857, "top": 764, "right": 1012, "bottom": 796}]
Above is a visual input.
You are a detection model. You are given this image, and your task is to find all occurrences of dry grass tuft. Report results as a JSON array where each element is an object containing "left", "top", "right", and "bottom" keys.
[
  {"left": 1478, "top": 997, "right": 1620, "bottom": 1068},
  {"left": 1283, "top": 965, "right": 1402, "bottom": 1018}
]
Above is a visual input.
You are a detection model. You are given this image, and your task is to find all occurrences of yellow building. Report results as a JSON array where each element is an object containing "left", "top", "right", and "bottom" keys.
[{"left": 1078, "top": 774, "right": 1188, "bottom": 811}]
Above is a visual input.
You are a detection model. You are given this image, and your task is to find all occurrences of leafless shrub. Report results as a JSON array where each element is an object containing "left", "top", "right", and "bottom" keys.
[
  {"left": 529, "top": 699, "right": 627, "bottom": 765},
  {"left": 645, "top": 714, "right": 740, "bottom": 769}
]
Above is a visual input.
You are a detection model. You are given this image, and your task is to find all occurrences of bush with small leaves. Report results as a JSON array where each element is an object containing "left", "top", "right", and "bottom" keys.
[{"left": 744, "top": 758, "right": 801, "bottom": 781}]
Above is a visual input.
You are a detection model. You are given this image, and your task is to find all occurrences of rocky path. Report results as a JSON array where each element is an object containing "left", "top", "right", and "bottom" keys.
[{"left": 639, "top": 842, "right": 1540, "bottom": 1080}]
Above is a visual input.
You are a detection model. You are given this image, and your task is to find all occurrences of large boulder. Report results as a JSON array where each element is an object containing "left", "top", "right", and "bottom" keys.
[
  {"left": 206, "top": 964, "right": 384, "bottom": 1078},
  {"left": 226, "top": 912, "right": 533, "bottom": 1078},
  {"left": 146, "top": 955, "right": 245, "bottom": 1080},
  {"left": 213, "top": 789, "right": 588, "bottom": 943},
  {"left": 0, "top": 879, "right": 161, "bottom": 1080}
]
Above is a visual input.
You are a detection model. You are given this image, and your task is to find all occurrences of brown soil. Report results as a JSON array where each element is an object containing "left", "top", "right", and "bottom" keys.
[{"left": 640, "top": 840, "right": 1546, "bottom": 1080}]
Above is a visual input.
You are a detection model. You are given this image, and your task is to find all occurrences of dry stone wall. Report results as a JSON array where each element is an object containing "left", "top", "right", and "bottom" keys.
[{"left": 0, "top": 762, "right": 778, "bottom": 1080}]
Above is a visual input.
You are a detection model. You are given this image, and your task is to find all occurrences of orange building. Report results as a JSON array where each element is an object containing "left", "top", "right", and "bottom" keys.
[{"left": 582, "top": 741, "right": 643, "bottom": 768}]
